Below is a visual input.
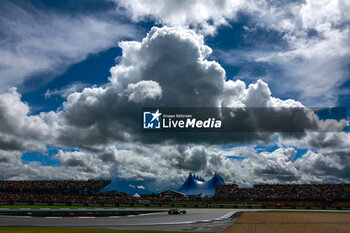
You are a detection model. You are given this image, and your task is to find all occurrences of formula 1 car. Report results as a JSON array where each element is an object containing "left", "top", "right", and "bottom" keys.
[{"left": 168, "top": 209, "right": 186, "bottom": 215}]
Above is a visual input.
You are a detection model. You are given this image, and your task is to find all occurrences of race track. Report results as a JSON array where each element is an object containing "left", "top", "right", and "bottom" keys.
[{"left": 0, "top": 208, "right": 239, "bottom": 232}]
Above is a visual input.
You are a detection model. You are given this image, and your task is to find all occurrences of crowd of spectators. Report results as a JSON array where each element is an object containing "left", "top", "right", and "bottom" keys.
[
  {"left": 0, "top": 180, "right": 131, "bottom": 205},
  {"left": 0, "top": 180, "right": 110, "bottom": 194},
  {"left": 1, "top": 180, "right": 350, "bottom": 206},
  {"left": 0, "top": 191, "right": 130, "bottom": 205},
  {"left": 0, "top": 191, "right": 190, "bottom": 206},
  {"left": 214, "top": 183, "right": 350, "bottom": 200}
]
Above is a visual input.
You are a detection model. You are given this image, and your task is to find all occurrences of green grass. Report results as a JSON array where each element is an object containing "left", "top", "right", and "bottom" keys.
[{"left": 0, "top": 227, "right": 204, "bottom": 233}]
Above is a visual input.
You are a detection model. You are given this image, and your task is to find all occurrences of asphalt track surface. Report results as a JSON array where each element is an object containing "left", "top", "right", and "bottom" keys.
[
  {"left": 0, "top": 208, "right": 240, "bottom": 232},
  {"left": 1, "top": 208, "right": 348, "bottom": 232}
]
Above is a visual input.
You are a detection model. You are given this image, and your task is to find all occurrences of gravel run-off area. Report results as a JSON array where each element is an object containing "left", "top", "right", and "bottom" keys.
[{"left": 223, "top": 212, "right": 350, "bottom": 233}]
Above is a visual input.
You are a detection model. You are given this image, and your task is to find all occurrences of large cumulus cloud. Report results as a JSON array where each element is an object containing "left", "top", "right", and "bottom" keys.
[
  {"left": 58, "top": 26, "right": 340, "bottom": 149},
  {"left": 0, "top": 25, "right": 348, "bottom": 190},
  {"left": 119, "top": 0, "right": 350, "bottom": 106},
  {"left": 0, "top": 88, "right": 58, "bottom": 152}
]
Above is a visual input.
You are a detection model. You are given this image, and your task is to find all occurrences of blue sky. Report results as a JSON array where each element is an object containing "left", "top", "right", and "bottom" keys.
[{"left": 0, "top": 0, "right": 349, "bottom": 194}]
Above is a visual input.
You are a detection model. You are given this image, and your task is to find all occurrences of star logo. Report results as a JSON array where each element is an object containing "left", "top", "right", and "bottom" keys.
[
  {"left": 150, "top": 109, "right": 162, "bottom": 122},
  {"left": 143, "top": 109, "right": 162, "bottom": 129}
]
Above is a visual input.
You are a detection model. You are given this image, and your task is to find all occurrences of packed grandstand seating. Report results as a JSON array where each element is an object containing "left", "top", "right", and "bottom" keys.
[
  {"left": 0, "top": 180, "right": 192, "bottom": 206},
  {"left": 0, "top": 191, "right": 131, "bottom": 205},
  {"left": 0, "top": 180, "right": 133, "bottom": 205},
  {"left": 0, "top": 180, "right": 111, "bottom": 194},
  {"left": 0, "top": 180, "right": 350, "bottom": 207},
  {"left": 214, "top": 183, "right": 350, "bottom": 200}
]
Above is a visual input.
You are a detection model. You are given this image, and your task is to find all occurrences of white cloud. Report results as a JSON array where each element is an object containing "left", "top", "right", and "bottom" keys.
[
  {"left": 0, "top": 88, "right": 54, "bottom": 151},
  {"left": 0, "top": 1, "right": 137, "bottom": 91},
  {"left": 129, "top": 184, "right": 146, "bottom": 190},
  {"left": 54, "top": 150, "right": 93, "bottom": 168},
  {"left": 128, "top": 0, "right": 347, "bottom": 106},
  {"left": 116, "top": 0, "right": 253, "bottom": 35},
  {"left": 294, "top": 150, "right": 350, "bottom": 182},
  {"left": 57, "top": 26, "right": 339, "bottom": 149},
  {"left": 126, "top": 80, "right": 162, "bottom": 103},
  {"left": 279, "top": 131, "right": 350, "bottom": 151},
  {"left": 45, "top": 83, "right": 90, "bottom": 99},
  {"left": 0, "top": 148, "right": 111, "bottom": 180},
  {"left": 299, "top": 0, "right": 350, "bottom": 28},
  {"left": 53, "top": 25, "right": 350, "bottom": 186},
  {"left": 219, "top": 0, "right": 350, "bottom": 106},
  {"left": 0, "top": 24, "right": 348, "bottom": 188},
  {"left": 267, "top": 25, "right": 350, "bottom": 106},
  {"left": 1, "top": 25, "right": 343, "bottom": 148}
]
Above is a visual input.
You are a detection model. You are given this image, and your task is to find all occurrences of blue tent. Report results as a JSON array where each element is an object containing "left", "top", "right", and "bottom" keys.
[{"left": 178, "top": 172, "right": 225, "bottom": 195}]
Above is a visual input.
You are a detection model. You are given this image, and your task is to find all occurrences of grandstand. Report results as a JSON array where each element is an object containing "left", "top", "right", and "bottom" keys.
[
  {"left": 0, "top": 180, "right": 111, "bottom": 194},
  {"left": 214, "top": 183, "right": 350, "bottom": 201},
  {"left": 0, "top": 179, "right": 350, "bottom": 209},
  {"left": 0, "top": 180, "right": 132, "bottom": 206}
]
